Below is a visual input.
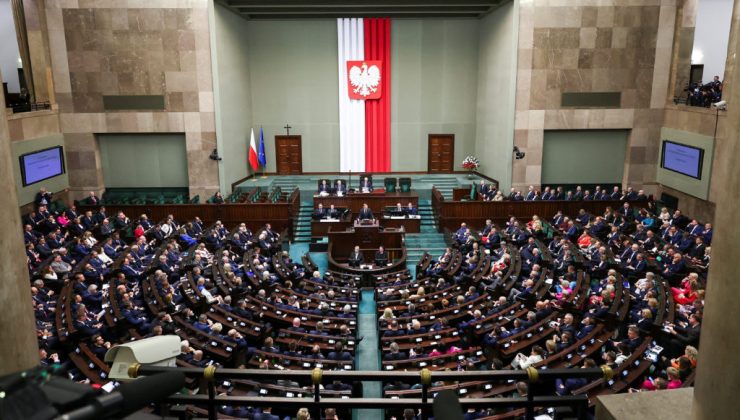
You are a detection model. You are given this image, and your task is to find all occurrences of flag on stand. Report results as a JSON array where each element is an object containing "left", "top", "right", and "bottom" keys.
[
  {"left": 248, "top": 128, "right": 259, "bottom": 171},
  {"left": 258, "top": 127, "right": 267, "bottom": 167}
]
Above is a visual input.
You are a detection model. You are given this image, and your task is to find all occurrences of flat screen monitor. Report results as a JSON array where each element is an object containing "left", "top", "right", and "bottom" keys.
[
  {"left": 661, "top": 140, "right": 704, "bottom": 180},
  {"left": 19, "top": 146, "right": 66, "bottom": 186}
]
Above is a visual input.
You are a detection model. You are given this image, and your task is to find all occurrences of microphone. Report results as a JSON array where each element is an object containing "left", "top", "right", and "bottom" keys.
[{"left": 56, "top": 371, "right": 185, "bottom": 420}]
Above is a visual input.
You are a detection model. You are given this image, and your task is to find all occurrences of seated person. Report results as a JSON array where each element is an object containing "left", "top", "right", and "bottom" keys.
[
  {"left": 335, "top": 180, "right": 346, "bottom": 196},
  {"left": 360, "top": 176, "right": 373, "bottom": 192},
  {"left": 318, "top": 179, "right": 332, "bottom": 195},
  {"left": 383, "top": 342, "right": 407, "bottom": 361},
  {"left": 348, "top": 246, "right": 364, "bottom": 267},
  {"left": 358, "top": 203, "right": 374, "bottom": 221},
  {"left": 389, "top": 202, "right": 405, "bottom": 216},
  {"left": 313, "top": 204, "right": 326, "bottom": 219},
  {"left": 327, "top": 204, "right": 340, "bottom": 219},
  {"left": 406, "top": 202, "right": 417, "bottom": 216},
  {"left": 211, "top": 191, "right": 224, "bottom": 204},
  {"left": 374, "top": 246, "right": 389, "bottom": 266},
  {"left": 555, "top": 358, "right": 597, "bottom": 395}
]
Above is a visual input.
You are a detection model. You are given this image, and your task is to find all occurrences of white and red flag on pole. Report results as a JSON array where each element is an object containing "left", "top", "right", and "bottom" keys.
[{"left": 248, "top": 128, "right": 259, "bottom": 171}]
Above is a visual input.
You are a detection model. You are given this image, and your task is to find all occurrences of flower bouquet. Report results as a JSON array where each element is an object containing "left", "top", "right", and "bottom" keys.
[{"left": 462, "top": 156, "right": 480, "bottom": 178}]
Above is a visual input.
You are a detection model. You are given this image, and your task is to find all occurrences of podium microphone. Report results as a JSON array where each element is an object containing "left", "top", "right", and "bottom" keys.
[{"left": 56, "top": 371, "right": 185, "bottom": 420}]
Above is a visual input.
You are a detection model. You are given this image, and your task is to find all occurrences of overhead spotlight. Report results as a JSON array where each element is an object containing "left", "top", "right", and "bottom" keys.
[
  {"left": 209, "top": 148, "right": 222, "bottom": 161},
  {"left": 513, "top": 146, "right": 526, "bottom": 160}
]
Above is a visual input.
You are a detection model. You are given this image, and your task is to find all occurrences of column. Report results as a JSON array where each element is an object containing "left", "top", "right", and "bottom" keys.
[
  {"left": 0, "top": 73, "right": 40, "bottom": 375},
  {"left": 692, "top": 1, "right": 740, "bottom": 417}
]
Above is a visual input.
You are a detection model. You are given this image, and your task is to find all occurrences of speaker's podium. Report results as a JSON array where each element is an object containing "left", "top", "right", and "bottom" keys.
[{"left": 327, "top": 220, "right": 407, "bottom": 288}]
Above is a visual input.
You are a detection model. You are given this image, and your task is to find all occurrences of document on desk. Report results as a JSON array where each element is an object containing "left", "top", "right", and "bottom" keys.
[{"left": 320, "top": 219, "right": 339, "bottom": 222}]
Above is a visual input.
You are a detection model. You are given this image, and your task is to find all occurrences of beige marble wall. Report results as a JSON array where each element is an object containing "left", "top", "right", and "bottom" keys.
[
  {"left": 6, "top": 109, "right": 60, "bottom": 141},
  {"left": 513, "top": 0, "right": 677, "bottom": 195},
  {"left": 692, "top": 0, "right": 740, "bottom": 414},
  {"left": 0, "top": 74, "right": 41, "bottom": 375},
  {"left": 24, "top": 0, "right": 54, "bottom": 103},
  {"left": 44, "top": 0, "right": 218, "bottom": 199},
  {"left": 656, "top": 0, "right": 733, "bottom": 221}
]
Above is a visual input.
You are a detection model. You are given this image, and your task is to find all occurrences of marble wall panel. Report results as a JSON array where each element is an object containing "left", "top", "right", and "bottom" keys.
[{"left": 43, "top": 0, "right": 218, "bottom": 197}]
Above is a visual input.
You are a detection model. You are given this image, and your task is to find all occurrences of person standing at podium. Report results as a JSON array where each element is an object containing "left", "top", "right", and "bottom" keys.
[
  {"left": 358, "top": 203, "right": 374, "bottom": 221},
  {"left": 348, "top": 245, "right": 363, "bottom": 267},
  {"left": 374, "top": 246, "right": 389, "bottom": 266}
]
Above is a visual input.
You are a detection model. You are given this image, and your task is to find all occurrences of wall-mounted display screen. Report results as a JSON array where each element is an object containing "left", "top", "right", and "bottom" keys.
[
  {"left": 19, "top": 146, "right": 66, "bottom": 186},
  {"left": 661, "top": 140, "right": 704, "bottom": 180}
]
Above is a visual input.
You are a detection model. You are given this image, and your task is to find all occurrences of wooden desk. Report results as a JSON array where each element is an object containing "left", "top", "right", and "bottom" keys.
[
  {"left": 381, "top": 216, "right": 421, "bottom": 233},
  {"left": 327, "top": 223, "right": 407, "bottom": 287},
  {"left": 432, "top": 187, "right": 649, "bottom": 232},
  {"left": 78, "top": 189, "right": 301, "bottom": 239},
  {"left": 313, "top": 190, "right": 418, "bottom": 213},
  {"left": 311, "top": 212, "right": 354, "bottom": 238}
]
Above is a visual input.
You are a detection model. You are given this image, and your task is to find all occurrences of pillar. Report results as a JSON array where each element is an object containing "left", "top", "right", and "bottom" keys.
[
  {"left": 692, "top": 1, "right": 740, "bottom": 418},
  {"left": 0, "top": 73, "right": 40, "bottom": 375}
]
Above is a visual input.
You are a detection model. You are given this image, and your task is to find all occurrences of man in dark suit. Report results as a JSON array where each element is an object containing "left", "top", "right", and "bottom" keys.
[
  {"left": 358, "top": 203, "right": 374, "bottom": 221},
  {"left": 81, "top": 211, "right": 95, "bottom": 230},
  {"left": 252, "top": 407, "right": 280, "bottom": 420},
  {"left": 668, "top": 314, "right": 701, "bottom": 357},
  {"left": 686, "top": 219, "right": 704, "bottom": 237},
  {"left": 327, "top": 204, "right": 340, "bottom": 219},
  {"left": 35, "top": 188, "right": 53, "bottom": 207},
  {"left": 406, "top": 202, "right": 417, "bottom": 216},
  {"left": 65, "top": 205, "right": 79, "bottom": 221},
  {"left": 670, "top": 210, "right": 690, "bottom": 230},
  {"left": 383, "top": 342, "right": 407, "bottom": 361},
  {"left": 313, "top": 203, "right": 326, "bottom": 219},
  {"left": 360, "top": 176, "right": 373, "bottom": 192},
  {"left": 524, "top": 185, "right": 536, "bottom": 201},
  {"left": 85, "top": 191, "right": 100, "bottom": 205},
  {"left": 565, "top": 221, "right": 579, "bottom": 241},
  {"left": 374, "top": 246, "right": 389, "bottom": 266},
  {"left": 573, "top": 186, "right": 583, "bottom": 200},
  {"left": 609, "top": 186, "right": 620, "bottom": 200},
  {"left": 335, "top": 180, "right": 347, "bottom": 195},
  {"left": 552, "top": 186, "right": 564, "bottom": 200},
  {"left": 552, "top": 211, "right": 565, "bottom": 227},
  {"left": 318, "top": 179, "right": 332, "bottom": 194},
  {"left": 477, "top": 180, "right": 489, "bottom": 197},
  {"left": 541, "top": 187, "right": 552, "bottom": 201},
  {"left": 348, "top": 246, "right": 363, "bottom": 267},
  {"left": 327, "top": 342, "right": 352, "bottom": 361}
]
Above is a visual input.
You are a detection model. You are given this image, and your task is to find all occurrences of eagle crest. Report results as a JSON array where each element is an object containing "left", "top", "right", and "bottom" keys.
[{"left": 349, "top": 63, "right": 381, "bottom": 97}]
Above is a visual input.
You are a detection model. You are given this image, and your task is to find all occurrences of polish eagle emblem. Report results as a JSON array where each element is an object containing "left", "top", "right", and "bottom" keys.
[{"left": 347, "top": 60, "right": 382, "bottom": 99}]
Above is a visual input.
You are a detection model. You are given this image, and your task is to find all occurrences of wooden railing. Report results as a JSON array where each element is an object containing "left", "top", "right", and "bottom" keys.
[
  {"left": 431, "top": 187, "right": 648, "bottom": 231},
  {"left": 78, "top": 188, "right": 301, "bottom": 240}
]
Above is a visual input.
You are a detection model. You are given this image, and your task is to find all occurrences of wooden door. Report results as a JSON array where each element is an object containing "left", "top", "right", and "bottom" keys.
[
  {"left": 275, "top": 135, "right": 302, "bottom": 175},
  {"left": 428, "top": 134, "right": 454, "bottom": 173}
]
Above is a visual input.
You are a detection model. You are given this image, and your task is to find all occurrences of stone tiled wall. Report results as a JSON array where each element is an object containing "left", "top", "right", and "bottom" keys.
[
  {"left": 657, "top": 0, "right": 736, "bottom": 223},
  {"left": 44, "top": 0, "right": 217, "bottom": 199},
  {"left": 6, "top": 110, "right": 60, "bottom": 141},
  {"left": 24, "top": 0, "right": 54, "bottom": 103},
  {"left": 513, "top": 0, "right": 677, "bottom": 194}
]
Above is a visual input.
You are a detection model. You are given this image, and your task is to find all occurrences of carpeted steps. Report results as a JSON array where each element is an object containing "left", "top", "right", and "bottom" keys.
[{"left": 353, "top": 290, "right": 383, "bottom": 420}]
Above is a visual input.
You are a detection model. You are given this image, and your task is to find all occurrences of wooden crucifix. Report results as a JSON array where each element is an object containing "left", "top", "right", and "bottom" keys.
[{"left": 284, "top": 124, "right": 292, "bottom": 135}]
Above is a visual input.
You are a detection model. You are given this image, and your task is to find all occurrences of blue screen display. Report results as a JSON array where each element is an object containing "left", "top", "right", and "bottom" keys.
[
  {"left": 661, "top": 141, "right": 703, "bottom": 179},
  {"left": 20, "top": 147, "right": 65, "bottom": 186}
]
